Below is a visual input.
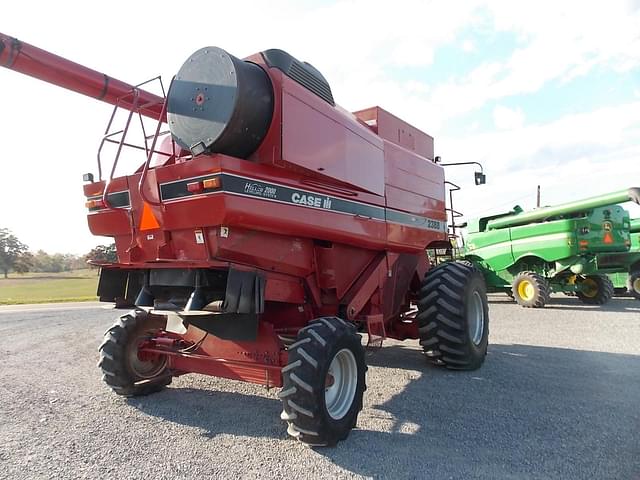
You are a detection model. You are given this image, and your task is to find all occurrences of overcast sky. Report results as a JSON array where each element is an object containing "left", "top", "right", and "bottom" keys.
[{"left": 1, "top": 0, "right": 639, "bottom": 254}]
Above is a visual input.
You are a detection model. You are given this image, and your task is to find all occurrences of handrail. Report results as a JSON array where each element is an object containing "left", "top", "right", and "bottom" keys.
[
  {"left": 104, "top": 136, "right": 173, "bottom": 156},
  {"left": 95, "top": 76, "right": 173, "bottom": 210},
  {"left": 138, "top": 77, "right": 173, "bottom": 207},
  {"left": 101, "top": 90, "right": 140, "bottom": 209},
  {"left": 444, "top": 181, "right": 462, "bottom": 237}
]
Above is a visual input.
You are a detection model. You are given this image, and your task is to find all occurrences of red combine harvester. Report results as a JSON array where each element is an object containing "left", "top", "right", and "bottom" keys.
[{"left": 0, "top": 34, "right": 489, "bottom": 445}]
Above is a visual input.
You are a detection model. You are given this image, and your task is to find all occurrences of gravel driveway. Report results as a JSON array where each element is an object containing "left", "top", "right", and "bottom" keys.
[{"left": 0, "top": 296, "right": 638, "bottom": 479}]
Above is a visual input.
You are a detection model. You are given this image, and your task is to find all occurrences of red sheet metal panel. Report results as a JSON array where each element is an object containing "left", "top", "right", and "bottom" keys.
[
  {"left": 281, "top": 81, "right": 385, "bottom": 196},
  {"left": 383, "top": 141, "right": 445, "bottom": 216},
  {"left": 354, "top": 106, "right": 434, "bottom": 159},
  {"left": 215, "top": 226, "right": 314, "bottom": 278}
]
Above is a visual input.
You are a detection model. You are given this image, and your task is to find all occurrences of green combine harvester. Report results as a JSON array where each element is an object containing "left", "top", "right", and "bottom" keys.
[
  {"left": 461, "top": 188, "right": 640, "bottom": 308},
  {"left": 598, "top": 218, "right": 640, "bottom": 300}
]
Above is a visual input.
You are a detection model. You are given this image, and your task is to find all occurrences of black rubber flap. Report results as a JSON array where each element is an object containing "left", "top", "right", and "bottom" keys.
[
  {"left": 186, "top": 313, "right": 258, "bottom": 341},
  {"left": 223, "top": 268, "right": 265, "bottom": 314}
]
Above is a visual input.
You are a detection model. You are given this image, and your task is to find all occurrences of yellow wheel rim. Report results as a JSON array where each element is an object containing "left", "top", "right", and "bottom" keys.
[
  {"left": 518, "top": 280, "right": 535, "bottom": 301},
  {"left": 581, "top": 278, "right": 598, "bottom": 298},
  {"left": 633, "top": 278, "right": 640, "bottom": 294}
]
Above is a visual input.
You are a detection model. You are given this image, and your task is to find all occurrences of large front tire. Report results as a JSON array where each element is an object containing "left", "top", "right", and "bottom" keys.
[
  {"left": 627, "top": 271, "right": 640, "bottom": 301},
  {"left": 417, "top": 261, "right": 489, "bottom": 370},
  {"left": 576, "top": 274, "right": 614, "bottom": 305},
  {"left": 280, "top": 317, "right": 366, "bottom": 446},
  {"left": 98, "top": 311, "right": 172, "bottom": 397}
]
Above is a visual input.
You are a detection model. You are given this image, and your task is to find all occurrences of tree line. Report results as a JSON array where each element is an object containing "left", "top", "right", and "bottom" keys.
[{"left": 0, "top": 228, "right": 116, "bottom": 278}]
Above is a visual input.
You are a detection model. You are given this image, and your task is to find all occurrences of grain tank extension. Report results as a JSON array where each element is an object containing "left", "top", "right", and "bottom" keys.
[{"left": 0, "top": 33, "right": 490, "bottom": 445}]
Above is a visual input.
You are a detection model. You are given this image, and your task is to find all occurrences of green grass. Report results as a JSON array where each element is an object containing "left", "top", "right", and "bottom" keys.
[{"left": 0, "top": 269, "right": 99, "bottom": 305}]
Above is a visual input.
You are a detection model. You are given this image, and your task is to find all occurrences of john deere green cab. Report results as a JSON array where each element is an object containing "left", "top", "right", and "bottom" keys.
[{"left": 462, "top": 188, "right": 640, "bottom": 307}]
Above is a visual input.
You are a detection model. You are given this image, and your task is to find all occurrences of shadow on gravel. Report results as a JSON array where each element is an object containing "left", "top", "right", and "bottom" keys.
[
  {"left": 318, "top": 343, "right": 640, "bottom": 479},
  {"left": 124, "top": 342, "right": 640, "bottom": 478},
  {"left": 127, "top": 388, "right": 286, "bottom": 440}
]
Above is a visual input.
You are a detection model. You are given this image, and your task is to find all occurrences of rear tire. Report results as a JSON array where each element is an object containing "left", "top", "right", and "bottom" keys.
[
  {"left": 576, "top": 274, "right": 614, "bottom": 305},
  {"left": 280, "top": 317, "right": 366, "bottom": 446},
  {"left": 627, "top": 271, "right": 640, "bottom": 301},
  {"left": 98, "top": 310, "right": 172, "bottom": 397},
  {"left": 417, "top": 261, "right": 489, "bottom": 370},
  {"left": 511, "top": 271, "right": 549, "bottom": 308}
]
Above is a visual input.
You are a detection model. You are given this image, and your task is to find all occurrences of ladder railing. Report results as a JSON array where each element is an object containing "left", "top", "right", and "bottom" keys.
[
  {"left": 95, "top": 76, "right": 180, "bottom": 210},
  {"left": 445, "top": 181, "right": 463, "bottom": 238}
]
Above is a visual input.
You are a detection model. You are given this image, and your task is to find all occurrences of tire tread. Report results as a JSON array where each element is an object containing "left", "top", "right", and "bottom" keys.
[
  {"left": 281, "top": 317, "right": 366, "bottom": 446},
  {"left": 417, "top": 261, "right": 489, "bottom": 370},
  {"left": 98, "top": 311, "right": 171, "bottom": 397}
]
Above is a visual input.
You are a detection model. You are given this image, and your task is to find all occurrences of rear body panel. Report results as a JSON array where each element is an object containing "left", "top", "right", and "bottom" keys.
[{"left": 600, "top": 231, "right": 640, "bottom": 288}]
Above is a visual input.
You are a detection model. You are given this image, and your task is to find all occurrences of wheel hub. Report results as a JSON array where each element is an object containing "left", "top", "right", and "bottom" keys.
[
  {"left": 580, "top": 278, "right": 598, "bottom": 298},
  {"left": 518, "top": 280, "right": 535, "bottom": 301},
  {"left": 467, "top": 291, "right": 485, "bottom": 346},
  {"left": 325, "top": 348, "right": 358, "bottom": 420},
  {"left": 633, "top": 278, "right": 640, "bottom": 294},
  {"left": 128, "top": 335, "right": 167, "bottom": 379},
  {"left": 325, "top": 374, "right": 335, "bottom": 388}
]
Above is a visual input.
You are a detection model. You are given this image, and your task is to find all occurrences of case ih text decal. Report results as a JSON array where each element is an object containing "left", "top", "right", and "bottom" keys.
[{"left": 158, "top": 173, "right": 445, "bottom": 232}]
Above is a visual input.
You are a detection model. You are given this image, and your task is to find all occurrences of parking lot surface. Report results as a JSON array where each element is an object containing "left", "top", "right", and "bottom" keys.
[{"left": 0, "top": 295, "right": 638, "bottom": 479}]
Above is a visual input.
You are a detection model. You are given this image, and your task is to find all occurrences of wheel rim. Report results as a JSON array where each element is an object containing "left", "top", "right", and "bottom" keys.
[
  {"left": 581, "top": 278, "right": 598, "bottom": 298},
  {"left": 633, "top": 278, "right": 640, "bottom": 294},
  {"left": 127, "top": 332, "right": 167, "bottom": 380},
  {"left": 468, "top": 291, "right": 485, "bottom": 346},
  {"left": 518, "top": 280, "right": 535, "bottom": 301},
  {"left": 325, "top": 348, "right": 358, "bottom": 420}
]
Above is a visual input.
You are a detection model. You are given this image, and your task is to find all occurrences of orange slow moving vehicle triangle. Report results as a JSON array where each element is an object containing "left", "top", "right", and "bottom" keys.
[
  {"left": 140, "top": 202, "right": 160, "bottom": 231},
  {"left": 603, "top": 231, "right": 614, "bottom": 244}
]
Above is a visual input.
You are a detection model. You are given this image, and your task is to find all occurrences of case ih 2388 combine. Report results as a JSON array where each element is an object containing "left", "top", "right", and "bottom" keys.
[{"left": 0, "top": 33, "right": 489, "bottom": 445}]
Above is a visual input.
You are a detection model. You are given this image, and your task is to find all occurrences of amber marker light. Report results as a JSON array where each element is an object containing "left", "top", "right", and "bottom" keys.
[
  {"left": 85, "top": 199, "right": 106, "bottom": 209},
  {"left": 203, "top": 177, "right": 221, "bottom": 189}
]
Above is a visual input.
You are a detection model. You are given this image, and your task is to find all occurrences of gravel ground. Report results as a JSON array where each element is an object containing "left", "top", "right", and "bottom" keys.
[{"left": 0, "top": 296, "right": 639, "bottom": 479}]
